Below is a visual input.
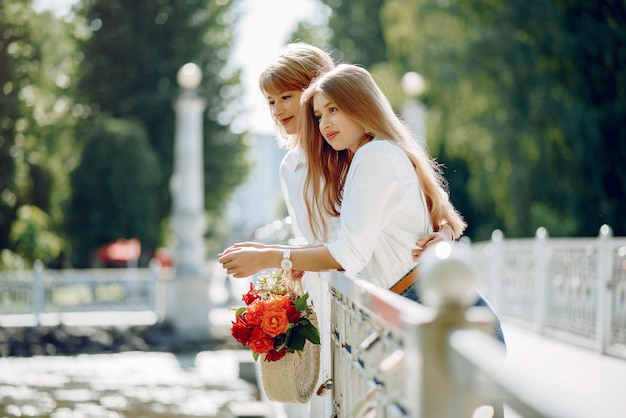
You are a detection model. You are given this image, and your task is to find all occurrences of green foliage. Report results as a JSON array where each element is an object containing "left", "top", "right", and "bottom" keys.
[
  {"left": 9, "top": 205, "right": 64, "bottom": 267},
  {"left": 295, "top": 293, "right": 310, "bottom": 312},
  {"left": 2, "top": 1, "right": 251, "bottom": 268},
  {"left": 0, "top": 2, "right": 83, "bottom": 255},
  {"left": 0, "top": 249, "right": 26, "bottom": 271},
  {"left": 286, "top": 317, "right": 320, "bottom": 352},
  {"left": 0, "top": 1, "right": 39, "bottom": 251},
  {"left": 66, "top": 117, "right": 160, "bottom": 266},
  {"left": 382, "top": 0, "right": 626, "bottom": 238},
  {"left": 319, "top": 0, "right": 388, "bottom": 67},
  {"left": 75, "top": 0, "right": 250, "bottom": 240}
]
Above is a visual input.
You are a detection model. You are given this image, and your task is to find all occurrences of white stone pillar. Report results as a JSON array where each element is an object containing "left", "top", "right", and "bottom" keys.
[
  {"left": 166, "top": 63, "right": 211, "bottom": 341},
  {"left": 171, "top": 91, "right": 206, "bottom": 275}
]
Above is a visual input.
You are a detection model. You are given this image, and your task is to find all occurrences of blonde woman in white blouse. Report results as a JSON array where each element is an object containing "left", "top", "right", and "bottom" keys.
[
  {"left": 220, "top": 63, "right": 505, "bottom": 344},
  {"left": 221, "top": 63, "right": 464, "bottom": 293}
]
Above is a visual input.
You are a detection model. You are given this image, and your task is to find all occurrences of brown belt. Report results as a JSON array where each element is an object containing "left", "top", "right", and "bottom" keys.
[{"left": 389, "top": 267, "right": 419, "bottom": 295}]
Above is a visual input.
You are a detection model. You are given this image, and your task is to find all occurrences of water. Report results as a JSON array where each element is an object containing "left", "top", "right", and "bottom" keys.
[{"left": 0, "top": 350, "right": 261, "bottom": 417}]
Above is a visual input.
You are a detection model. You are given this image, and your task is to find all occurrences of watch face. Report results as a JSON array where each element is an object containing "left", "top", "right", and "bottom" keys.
[{"left": 281, "top": 258, "right": 293, "bottom": 271}]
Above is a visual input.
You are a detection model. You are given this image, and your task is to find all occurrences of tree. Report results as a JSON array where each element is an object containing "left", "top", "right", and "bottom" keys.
[
  {"left": 66, "top": 117, "right": 160, "bottom": 266},
  {"left": 75, "top": 0, "right": 250, "bottom": 248},
  {"left": 318, "top": 0, "right": 388, "bottom": 67},
  {"left": 1, "top": 1, "right": 83, "bottom": 267},
  {"left": 382, "top": 0, "right": 626, "bottom": 238},
  {"left": 0, "top": 0, "right": 26, "bottom": 251}
]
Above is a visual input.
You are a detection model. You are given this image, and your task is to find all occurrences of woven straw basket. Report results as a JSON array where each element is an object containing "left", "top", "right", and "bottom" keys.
[
  {"left": 259, "top": 310, "right": 321, "bottom": 403},
  {"left": 259, "top": 275, "right": 321, "bottom": 403}
]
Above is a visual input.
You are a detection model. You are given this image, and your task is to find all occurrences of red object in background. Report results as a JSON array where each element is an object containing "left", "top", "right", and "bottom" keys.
[
  {"left": 98, "top": 238, "right": 141, "bottom": 264},
  {"left": 153, "top": 247, "right": 173, "bottom": 268}
]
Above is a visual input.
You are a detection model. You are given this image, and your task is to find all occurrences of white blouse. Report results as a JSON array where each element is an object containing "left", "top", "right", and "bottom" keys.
[
  {"left": 324, "top": 139, "right": 432, "bottom": 289},
  {"left": 279, "top": 147, "right": 338, "bottom": 245}
]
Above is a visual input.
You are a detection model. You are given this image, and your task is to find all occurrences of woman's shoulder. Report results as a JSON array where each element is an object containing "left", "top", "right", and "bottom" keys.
[
  {"left": 280, "top": 147, "right": 306, "bottom": 173},
  {"left": 355, "top": 138, "right": 405, "bottom": 161}
]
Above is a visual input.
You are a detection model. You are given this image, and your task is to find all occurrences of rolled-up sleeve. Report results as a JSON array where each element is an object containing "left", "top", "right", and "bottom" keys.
[{"left": 325, "top": 141, "right": 411, "bottom": 278}]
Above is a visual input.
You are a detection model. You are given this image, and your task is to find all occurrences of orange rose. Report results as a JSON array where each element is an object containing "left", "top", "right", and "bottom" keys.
[
  {"left": 261, "top": 310, "right": 289, "bottom": 337},
  {"left": 246, "top": 299, "right": 266, "bottom": 326}
]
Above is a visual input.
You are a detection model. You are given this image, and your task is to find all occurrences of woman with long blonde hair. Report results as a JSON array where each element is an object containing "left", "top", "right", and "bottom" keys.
[
  {"left": 221, "top": 63, "right": 504, "bottom": 343},
  {"left": 258, "top": 42, "right": 337, "bottom": 245}
]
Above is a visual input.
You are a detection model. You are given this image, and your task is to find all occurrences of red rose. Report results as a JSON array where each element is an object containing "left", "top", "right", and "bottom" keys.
[
  {"left": 285, "top": 301, "right": 301, "bottom": 323},
  {"left": 242, "top": 282, "right": 259, "bottom": 305},
  {"left": 265, "top": 348, "right": 287, "bottom": 362},
  {"left": 230, "top": 314, "right": 251, "bottom": 347},
  {"left": 275, "top": 294, "right": 301, "bottom": 323},
  {"left": 248, "top": 327, "right": 275, "bottom": 354}
]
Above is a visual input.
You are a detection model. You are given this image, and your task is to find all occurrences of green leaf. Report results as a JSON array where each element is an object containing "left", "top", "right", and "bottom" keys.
[
  {"left": 302, "top": 323, "right": 321, "bottom": 345},
  {"left": 234, "top": 307, "right": 246, "bottom": 317},
  {"left": 252, "top": 352, "right": 259, "bottom": 362},
  {"left": 287, "top": 325, "right": 307, "bottom": 351},
  {"left": 295, "top": 292, "right": 310, "bottom": 312}
]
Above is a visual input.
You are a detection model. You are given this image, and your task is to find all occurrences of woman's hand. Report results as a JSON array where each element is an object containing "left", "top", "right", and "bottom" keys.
[
  {"left": 218, "top": 243, "right": 276, "bottom": 278},
  {"left": 290, "top": 269, "right": 305, "bottom": 280},
  {"left": 412, "top": 225, "right": 454, "bottom": 262}
]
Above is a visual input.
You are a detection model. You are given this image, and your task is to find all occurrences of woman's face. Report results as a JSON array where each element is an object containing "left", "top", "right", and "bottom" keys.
[
  {"left": 313, "top": 92, "right": 366, "bottom": 153},
  {"left": 266, "top": 89, "right": 303, "bottom": 135}
]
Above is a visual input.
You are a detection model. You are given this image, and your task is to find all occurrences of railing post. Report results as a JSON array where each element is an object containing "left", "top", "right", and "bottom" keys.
[
  {"left": 596, "top": 224, "right": 613, "bottom": 354},
  {"left": 487, "top": 229, "right": 504, "bottom": 311},
  {"left": 417, "top": 242, "right": 495, "bottom": 418},
  {"left": 534, "top": 227, "right": 549, "bottom": 335},
  {"left": 33, "top": 260, "right": 44, "bottom": 326},
  {"left": 149, "top": 258, "right": 161, "bottom": 317}
]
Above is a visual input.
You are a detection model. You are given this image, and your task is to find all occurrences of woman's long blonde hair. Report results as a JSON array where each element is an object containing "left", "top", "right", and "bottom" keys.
[
  {"left": 259, "top": 42, "right": 335, "bottom": 150},
  {"left": 299, "top": 64, "right": 467, "bottom": 241}
]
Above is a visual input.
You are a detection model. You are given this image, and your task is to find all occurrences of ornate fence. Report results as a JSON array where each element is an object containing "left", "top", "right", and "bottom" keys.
[
  {"left": 0, "top": 260, "right": 164, "bottom": 327},
  {"left": 473, "top": 225, "right": 626, "bottom": 358},
  {"left": 321, "top": 242, "right": 587, "bottom": 418}
]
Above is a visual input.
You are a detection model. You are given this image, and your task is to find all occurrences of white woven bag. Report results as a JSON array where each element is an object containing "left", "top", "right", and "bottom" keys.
[{"left": 259, "top": 277, "right": 321, "bottom": 403}]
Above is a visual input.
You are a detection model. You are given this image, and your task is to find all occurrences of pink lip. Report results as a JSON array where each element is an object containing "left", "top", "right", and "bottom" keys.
[
  {"left": 325, "top": 131, "right": 338, "bottom": 141},
  {"left": 280, "top": 116, "right": 293, "bottom": 126}
]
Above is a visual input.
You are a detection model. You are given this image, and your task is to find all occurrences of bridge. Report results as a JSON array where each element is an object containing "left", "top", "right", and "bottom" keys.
[{"left": 0, "top": 225, "right": 624, "bottom": 417}]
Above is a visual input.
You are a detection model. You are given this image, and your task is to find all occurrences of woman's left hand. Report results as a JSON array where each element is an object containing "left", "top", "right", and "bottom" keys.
[{"left": 412, "top": 230, "right": 451, "bottom": 262}]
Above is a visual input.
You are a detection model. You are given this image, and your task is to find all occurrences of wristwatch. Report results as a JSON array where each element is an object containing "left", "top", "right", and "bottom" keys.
[{"left": 280, "top": 249, "right": 293, "bottom": 271}]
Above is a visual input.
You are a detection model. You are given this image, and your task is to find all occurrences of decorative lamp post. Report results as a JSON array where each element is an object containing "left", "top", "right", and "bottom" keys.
[
  {"left": 401, "top": 71, "right": 427, "bottom": 149},
  {"left": 171, "top": 63, "right": 206, "bottom": 276},
  {"left": 167, "top": 63, "right": 211, "bottom": 341}
]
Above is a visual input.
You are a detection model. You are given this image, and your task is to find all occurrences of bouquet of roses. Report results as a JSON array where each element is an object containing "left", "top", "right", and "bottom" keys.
[{"left": 230, "top": 272, "right": 320, "bottom": 362}]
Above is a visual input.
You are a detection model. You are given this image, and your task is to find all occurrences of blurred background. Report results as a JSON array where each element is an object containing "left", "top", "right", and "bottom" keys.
[{"left": 1, "top": 0, "right": 623, "bottom": 273}]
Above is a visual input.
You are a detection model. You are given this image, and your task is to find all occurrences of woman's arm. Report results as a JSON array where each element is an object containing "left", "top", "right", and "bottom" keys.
[{"left": 218, "top": 242, "right": 342, "bottom": 279}]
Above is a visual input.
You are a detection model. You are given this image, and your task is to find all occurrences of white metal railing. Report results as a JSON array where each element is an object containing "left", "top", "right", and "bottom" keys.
[
  {"left": 253, "top": 218, "right": 626, "bottom": 416},
  {"left": 473, "top": 225, "right": 626, "bottom": 358},
  {"left": 0, "top": 259, "right": 164, "bottom": 327},
  {"left": 323, "top": 242, "right": 589, "bottom": 418}
]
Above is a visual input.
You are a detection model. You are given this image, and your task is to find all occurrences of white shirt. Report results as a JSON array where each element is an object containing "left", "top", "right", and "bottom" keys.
[
  {"left": 325, "top": 139, "right": 432, "bottom": 289},
  {"left": 279, "top": 146, "right": 335, "bottom": 417},
  {"left": 279, "top": 147, "right": 339, "bottom": 245}
]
